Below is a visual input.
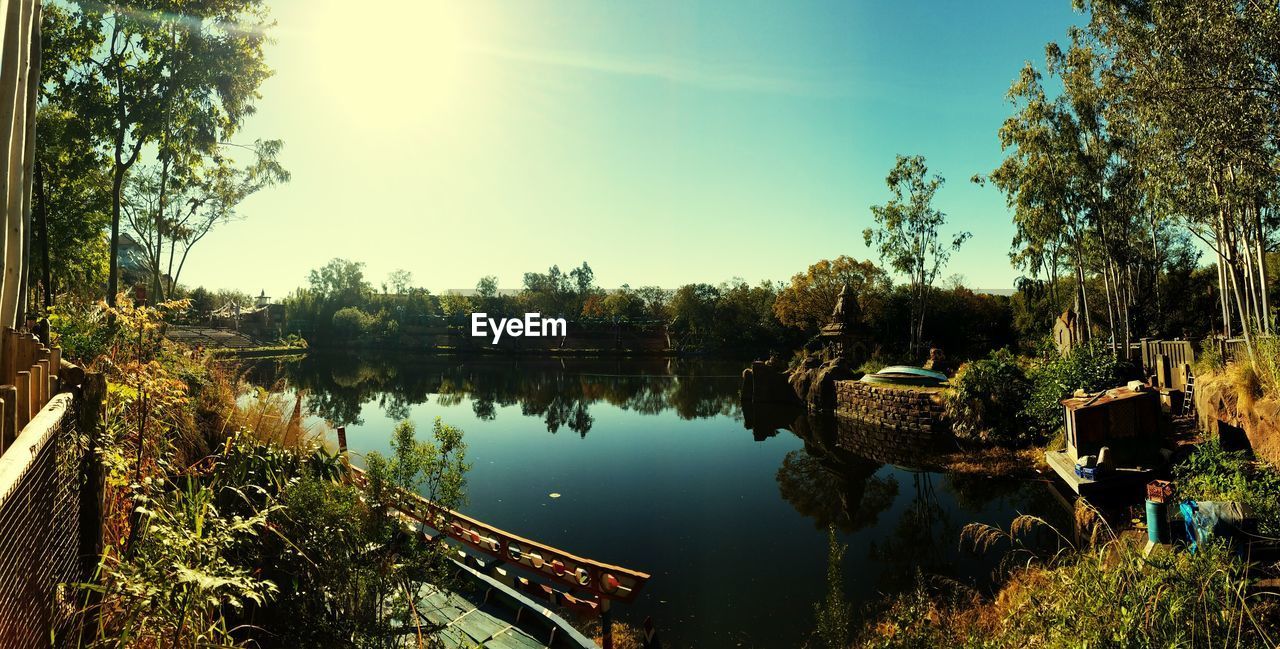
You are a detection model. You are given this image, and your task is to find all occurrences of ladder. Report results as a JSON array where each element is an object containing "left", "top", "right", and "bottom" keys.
[{"left": 1181, "top": 372, "right": 1196, "bottom": 417}]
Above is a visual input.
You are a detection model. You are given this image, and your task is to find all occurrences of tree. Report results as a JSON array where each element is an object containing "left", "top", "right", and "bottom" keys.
[
  {"left": 865, "top": 155, "right": 970, "bottom": 356},
  {"left": 773, "top": 256, "right": 890, "bottom": 333},
  {"left": 33, "top": 4, "right": 114, "bottom": 315},
  {"left": 58, "top": 0, "right": 275, "bottom": 305},
  {"left": 387, "top": 268, "right": 413, "bottom": 294},
  {"left": 1079, "top": 0, "right": 1280, "bottom": 355},
  {"left": 308, "top": 258, "right": 370, "bottom": 302},
  {"left": 124, "top": 139, "right": 287, "bottom": 298}
]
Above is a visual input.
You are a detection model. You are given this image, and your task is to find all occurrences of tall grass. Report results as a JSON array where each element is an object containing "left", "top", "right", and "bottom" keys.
[{"left": 856, "top": 505, "right": 1279, "bottom": 648}]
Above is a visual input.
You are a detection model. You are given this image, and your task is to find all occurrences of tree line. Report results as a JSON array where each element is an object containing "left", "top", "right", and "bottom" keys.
[
  {"left": 34, "top": 1, "right": 285, "bottom": 317},
  {"left": 984, "top": 0, "right": 1280, "bottom": 363}
]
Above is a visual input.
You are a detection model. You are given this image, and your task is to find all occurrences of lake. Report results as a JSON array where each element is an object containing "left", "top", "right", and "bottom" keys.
[{"left": 251, "top": 353, "right": 1069, "bottom": 648}]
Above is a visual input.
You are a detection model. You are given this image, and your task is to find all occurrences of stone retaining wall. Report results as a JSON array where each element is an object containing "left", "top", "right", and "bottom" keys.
[
  {"left": 1195, "top": 373, "right": 1280, "bottom": 465},
  {"left": 834, "top": 380, "right": 949, "bottom": 437}
]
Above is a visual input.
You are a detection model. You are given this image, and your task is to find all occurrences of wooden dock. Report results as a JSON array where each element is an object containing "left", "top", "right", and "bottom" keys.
[
  {"left": 1045, "top": 450, "right": 1153, "bottom": 499},
  {"left": 412, "top": 559, "right": 597, "bottom": 648}
]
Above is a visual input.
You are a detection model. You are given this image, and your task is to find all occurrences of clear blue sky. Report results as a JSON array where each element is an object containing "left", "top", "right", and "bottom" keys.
[{"left": 181, "top": 0, "right": 1084, "bottom": 298}]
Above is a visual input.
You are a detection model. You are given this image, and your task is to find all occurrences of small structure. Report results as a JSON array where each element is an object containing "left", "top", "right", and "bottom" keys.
[
  {"left": 819, "top": 284, "right": 869, "bottom": 365},
  {"left": 1046, "top": 385, "right": 1161, "bottom": 496},
  {"left": 1053, "top": 309, "right": 1082, "bottom": 356}
]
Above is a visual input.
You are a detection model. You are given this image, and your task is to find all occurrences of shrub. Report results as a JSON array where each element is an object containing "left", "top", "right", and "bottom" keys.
[
  {"left": 945, "top": 349, "right": 1033, "bottom": 446},
  {"left": 1174, "top": 435, "right": 1280, "bottom": 537},
  {"left": 331, "top": 306, "right": 373, "bottom": 337},
  {"left": 1022, "top": 342, "right": 1132, "bottom": 434},
  {"left": 1248, "top": 334, "right": 1280, "bottom": 397},
  {"left": 1192, "top": 336, "right": 1225, "bottom": 378},
  {"left": 49, "top": 299, "right": 113, "bottom": 364},
  {"left": 855, "top": 514, "right": 1280, "bottom": 648}
]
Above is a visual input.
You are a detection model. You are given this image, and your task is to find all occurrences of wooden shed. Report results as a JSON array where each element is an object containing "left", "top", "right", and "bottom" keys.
[{"left": 1063, "top": 387, "right": 1161, "bottom": 464}]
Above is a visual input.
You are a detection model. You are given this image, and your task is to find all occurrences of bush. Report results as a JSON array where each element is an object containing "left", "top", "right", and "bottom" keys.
[
  {"left": 946, "top": 349, "right": 1033, "bottom": 446},
  {"left": 331, "top": 306, "right": 373, "bottom": 337},
  {"left": 1022, "top": 342, "right": 1132, "bottom": 434},
  {"left": 1175, "top": 435, "right": 1280, "bottom": 537},
  {"left": 855, "top": 514, "right": 1280, "bottom": 648},
  {"left": 1249, "top": 334, "right": 1280, "bottom": 397},
  {"left": 49, "top": 299, "right": 112, "bottom": 364}
]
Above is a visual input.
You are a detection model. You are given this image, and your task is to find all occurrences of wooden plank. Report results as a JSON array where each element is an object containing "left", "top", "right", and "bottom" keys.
[
  {"left": 29, "top": 361, "right": 41, "bottom": 419},
  {"left": 48, "top": 346, "right": 59, "bottom": 387},
  {"left": 15, "top": 370, "right": 29, "bottom": 430},
  {"left": 1, "top": 327, "right": 14, "bottom": 385},
  {"left": 36, "top": 349, "right": 48, "bottom": 404},
  {"left": 0, "top": 385, "right": 12, "bottom": 451}
]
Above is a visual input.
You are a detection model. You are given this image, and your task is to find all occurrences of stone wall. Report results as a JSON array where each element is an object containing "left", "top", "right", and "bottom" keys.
[
  {"left": 834, "top": 380, "right": 949, "bottom": 438},
  {"left": 1195, "top": 373, "right": 1280, "bottom": 465}
]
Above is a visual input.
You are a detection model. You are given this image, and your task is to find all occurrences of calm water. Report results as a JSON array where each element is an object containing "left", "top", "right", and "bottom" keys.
[{"left": 252, "top": 354, "right": 1067, "bottom": 648}]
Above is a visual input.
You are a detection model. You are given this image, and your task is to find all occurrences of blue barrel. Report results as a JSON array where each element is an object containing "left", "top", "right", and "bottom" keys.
[{"left": 1146, "top": 499, "right": 1168, "bottom": 544}]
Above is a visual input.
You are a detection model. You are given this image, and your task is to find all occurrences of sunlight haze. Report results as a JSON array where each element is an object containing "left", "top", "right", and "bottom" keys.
[{"left": 181, "top": 0, "right": 1082, "bottom": 297}]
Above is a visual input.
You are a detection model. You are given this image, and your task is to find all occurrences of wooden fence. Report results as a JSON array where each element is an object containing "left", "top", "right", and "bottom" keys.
[{"left": 0, "top": 327, "right": 64, "bottom": 455}]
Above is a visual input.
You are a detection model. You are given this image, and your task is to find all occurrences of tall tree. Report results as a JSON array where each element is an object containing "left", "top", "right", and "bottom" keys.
[
  {"left": 60, "top": 0, "right": 274, "bottom": 305},
  {"left": 865, "top": 155, "right": 970, "bottom": 356},
  {"left": 1080, "top": 0, "right": 1280, "bottom": 354}
]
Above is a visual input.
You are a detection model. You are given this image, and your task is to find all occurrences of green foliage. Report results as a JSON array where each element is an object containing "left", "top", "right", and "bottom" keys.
[
  {"left": 331, "top": 306, "right": 374, "bottom": 337},
  {"left": 810, "top": 526, "right": 852, "bottom": 649},
  {"left": 1248, "top": 334, "right": 1280, "bottom": 398},
  {"left": 1175, "top": 435, "right": 1280, "bottom": 537},
  {"left": 946, "top": 349, "right": 1033, "bottom": 446},
  {"left": 1192, "top": 336, "right": 1225, "bottom": 378},
  {"left": 865, "top": 155, "right": 971, "bottom": 354},
  {"left": 1022, "top": 342, "right": 1131, "bottom": 434},
  {"left": 857, "top": 515, "right": 1278, "bottom": 648},
  {"left": 89, "top": 476, "right": 280, "bottom": 649},
  {"left": 774, "top": 256, "right": 890, "bottom": 334},
  {"left": 48, "top": 300, "right": 112, "bottom": 364}
]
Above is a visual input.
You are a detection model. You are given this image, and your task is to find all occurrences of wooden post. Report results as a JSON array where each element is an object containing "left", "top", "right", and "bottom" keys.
[
  {"left": 29, "top": 361, "right": 42, "bottom": 419},
  {"left": 337, "top": 425, "right": 349, "bottom": 467},
  {"left": 49, "top": 346, "right": 60, "bottom": 384},
  {"left": 77, "top": 372, "right": 107, "bottom": 608},
  {"left": 1, "top": 327, "right": 15, "bottom": 385},
  {"left": 600, "top": 599, "right": 613, "bottom": 649},
  {"left": 0, "top": 385, "right": 13, "bottom": 451},
  {"left": 36, "top": 347, "right": 49, "bottom": 402},
  {"left": 15, "top": 370, "right": 29, "bottom": 430}
]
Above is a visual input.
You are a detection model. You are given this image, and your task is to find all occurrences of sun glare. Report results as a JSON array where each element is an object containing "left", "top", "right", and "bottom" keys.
[{"left": 304, "top": 0, "right": 489, "bottom": 133}]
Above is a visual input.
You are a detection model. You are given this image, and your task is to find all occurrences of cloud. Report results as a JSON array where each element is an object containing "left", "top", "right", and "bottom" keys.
[{"left": 470, "top": 44, "right": 837, "bottom": 96}]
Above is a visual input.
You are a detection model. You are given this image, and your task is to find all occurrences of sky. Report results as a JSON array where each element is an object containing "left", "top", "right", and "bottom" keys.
[{"left": 181, "top": 0, "right": 1085, "bottom": 298}]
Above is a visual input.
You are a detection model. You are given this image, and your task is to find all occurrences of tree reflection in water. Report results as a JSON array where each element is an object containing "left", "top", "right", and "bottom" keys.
[
  {"left": 754, "top": 407, "right": 1068, "bottom": 597},
  {"left": 245, "top": 353, "right": 745, "bottom": 435}
]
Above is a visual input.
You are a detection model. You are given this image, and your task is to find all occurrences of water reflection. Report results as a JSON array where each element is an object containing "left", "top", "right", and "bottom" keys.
[
  {"left": 244, "top": 354, "right": 1069, "bottom": 646},
  {"left": 750, "top": 404, "right": 1071, "bottom": 598},
  {"left": 250, "top": 353, "right": 744, "bottom": 434}
]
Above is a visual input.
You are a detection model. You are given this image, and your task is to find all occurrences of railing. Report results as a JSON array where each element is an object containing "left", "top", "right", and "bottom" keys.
[
  {"left": 346, "top": 463, "right": 649, "bottom": 648},
  {"left": 0, "top": 327, "right": 68, "bottom": 454},
  {"left": 0, "top": 367, "right": 103, "bottom": 649}
]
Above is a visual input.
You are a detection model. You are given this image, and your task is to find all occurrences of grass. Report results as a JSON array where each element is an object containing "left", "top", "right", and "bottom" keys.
[{"left": 852, "top": 504, "right": 1280, "bottom": 648}]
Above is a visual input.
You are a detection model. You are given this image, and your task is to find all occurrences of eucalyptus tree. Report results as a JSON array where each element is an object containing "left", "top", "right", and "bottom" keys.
[
  {"left": 865, "top": 155, "right": 970, "bottom": 356},
  {"left": 1080, "top": 0, "right": 1280, "bottom": 352},
  {"left": 57, "top": 0, "right": 274, "bottom": 305},
  {"left": 987, "top": 30, "right": 1192, "bottom": 347}
]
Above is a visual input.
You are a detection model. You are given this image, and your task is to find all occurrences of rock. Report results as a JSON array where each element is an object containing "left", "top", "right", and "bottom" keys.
[{"left": 1195, "top": 373, "right": 1280, "bottom": 465}]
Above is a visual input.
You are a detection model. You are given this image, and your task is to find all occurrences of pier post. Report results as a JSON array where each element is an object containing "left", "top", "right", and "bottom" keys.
[
  {"left": 337, "top": 425, "right": 348, "bottom": 467},
  {"left": 601, "top": 599, "right": 613, "bottom": 649}
]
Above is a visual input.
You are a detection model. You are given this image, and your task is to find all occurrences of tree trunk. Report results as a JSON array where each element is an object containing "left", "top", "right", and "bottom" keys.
[{"left": 34, "top": 160, "right": 49, "bottom": 344}]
